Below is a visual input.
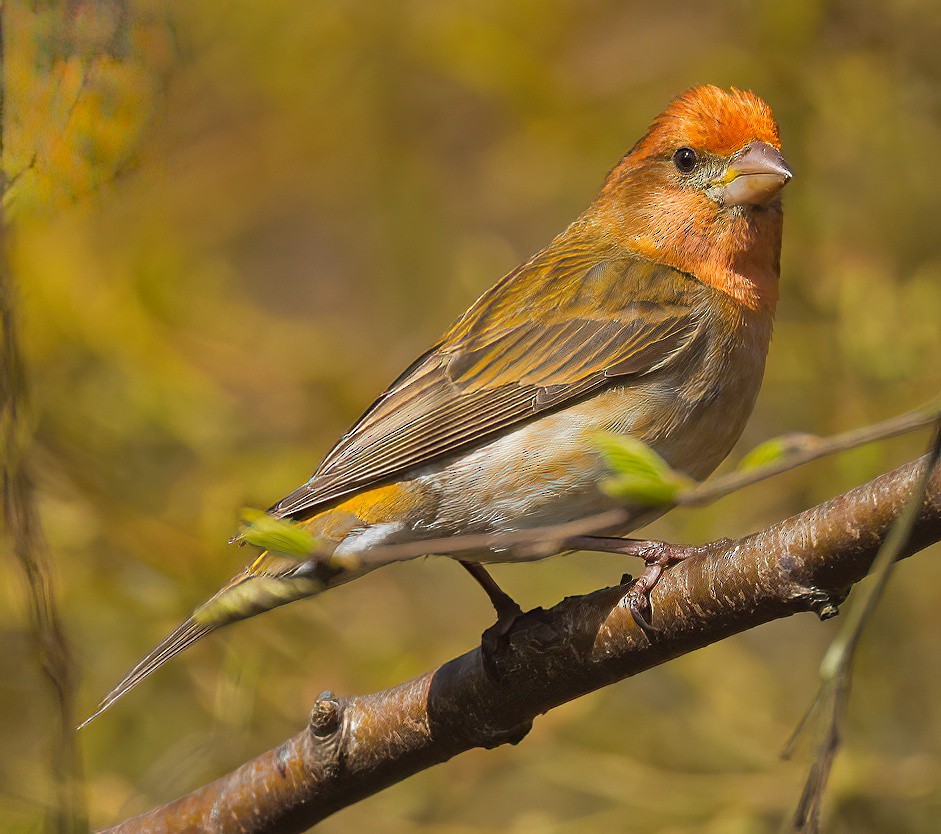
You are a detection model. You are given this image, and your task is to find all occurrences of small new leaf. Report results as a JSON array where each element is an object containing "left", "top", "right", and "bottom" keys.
[
  {"left": 593, "top": 431, "right": 693, "bottom": 506},
  {"left": 239, "top": 508, "right": 317, "bottom": 558},
  {"left": 737, "top": 432, "right": 820, "bottom": 472}
]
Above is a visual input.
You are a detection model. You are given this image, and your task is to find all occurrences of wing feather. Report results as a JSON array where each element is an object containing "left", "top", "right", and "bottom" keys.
[{"left": 270, "top": 256, "right": 702, "bottom": 520}]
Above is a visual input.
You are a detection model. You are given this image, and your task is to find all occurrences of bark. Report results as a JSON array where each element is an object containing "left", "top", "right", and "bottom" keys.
[{"left": 102, "top": 454, "right": 941, "bottom": 834}]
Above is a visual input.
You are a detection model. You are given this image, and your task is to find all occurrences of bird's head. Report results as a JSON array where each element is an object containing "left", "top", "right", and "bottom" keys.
[{"left": 594, "top": 86, "right": 792, "bottom": 314}]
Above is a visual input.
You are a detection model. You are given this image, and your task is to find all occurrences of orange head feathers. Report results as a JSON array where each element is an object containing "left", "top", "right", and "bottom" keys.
[
  {"left": 633, "top": 86, "right": 781, "bottom": 160},
  {"left": 593, "top": 85, "right": 791, "bottom": 314}
]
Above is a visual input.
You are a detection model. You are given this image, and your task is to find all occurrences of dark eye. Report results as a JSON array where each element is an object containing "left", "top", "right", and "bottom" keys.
[{"left": 672, "top": 147, "right": 698, "bottom": 174}]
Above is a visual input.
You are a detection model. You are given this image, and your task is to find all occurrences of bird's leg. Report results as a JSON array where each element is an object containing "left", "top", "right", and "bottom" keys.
[
  {"left": 459, "top": 560, "right": 523, "bottom": 638},
  {"left": 564, "top": 536, "right": 732, "bottom": 638},
  {"left": 459, "top": 560, "right": 527, "bottom": 682}
]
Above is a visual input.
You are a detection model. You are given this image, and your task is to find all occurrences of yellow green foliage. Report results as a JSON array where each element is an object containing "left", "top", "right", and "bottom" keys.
[
  {"left": 238, "top": 508, "right": 317, "bottom": 558},
  {"left": 594, "top": 431, "right": 693, "bottom": 506}
]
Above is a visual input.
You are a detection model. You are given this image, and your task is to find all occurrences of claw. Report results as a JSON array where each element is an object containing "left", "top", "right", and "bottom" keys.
[
  {"left": 628, "top": 602, "right": 660, "bottom": 638},
  {"left": 620, "top": 562, "right": 664, "bottom": 639},
  {"left": 568, "top": 535, "right": 729, "bottom": 640},
  {"left": 485, "top": 602, "right": 524, "bottom": 639}
]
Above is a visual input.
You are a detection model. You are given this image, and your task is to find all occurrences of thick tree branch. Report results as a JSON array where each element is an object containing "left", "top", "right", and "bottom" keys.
[{"left": 103, "top": 454, "right": 941, "bottom": 834}]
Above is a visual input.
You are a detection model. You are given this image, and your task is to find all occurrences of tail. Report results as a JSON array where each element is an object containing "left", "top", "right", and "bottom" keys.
[
  {"left": 79, "top": 554, "right": 348, "bottom": 729},
  {"left": 78, "top": 617, "right": 214, "bottom": 729}
]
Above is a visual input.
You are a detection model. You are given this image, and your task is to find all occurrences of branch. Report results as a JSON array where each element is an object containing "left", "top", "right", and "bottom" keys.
[{"left": 102, "top": 453, "right": 941, "bottom": 833}]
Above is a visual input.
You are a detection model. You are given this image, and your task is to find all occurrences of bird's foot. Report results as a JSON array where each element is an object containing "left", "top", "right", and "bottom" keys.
[
  {"left": 482, "top": 596, "right": 525, "bottom": 640},
  {"left": 566, "top": 536, "right": 732, "bottom": 638},
  {"left": 480, "top": 597, "right": 524, "bottom": 681},
  {"left": 620, "top": 556, "right": 669, "bottom": 638}
]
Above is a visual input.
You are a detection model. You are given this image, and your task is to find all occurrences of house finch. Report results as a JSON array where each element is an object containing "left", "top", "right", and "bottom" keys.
[{"left": 83, "top": 85, "right": 791, "bottom": 725}]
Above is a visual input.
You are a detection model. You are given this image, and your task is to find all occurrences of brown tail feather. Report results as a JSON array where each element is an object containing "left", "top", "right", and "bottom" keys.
[
  {"left": 78, "top": 556, "right": 350, "bottom": 728},
  {"left": 78, "top": 617, "right": 215, "bottom": 729}
]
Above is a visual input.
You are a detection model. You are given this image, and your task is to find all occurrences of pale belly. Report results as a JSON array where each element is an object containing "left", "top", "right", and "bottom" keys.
[
  {"left": 414, "top": 399, "right": 625, "bottom": 537},
  {"left": 408, "top": 367, "right": 761, "bottom": 551}
]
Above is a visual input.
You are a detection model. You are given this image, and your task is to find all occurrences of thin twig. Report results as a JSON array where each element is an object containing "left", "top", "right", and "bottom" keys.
[
  {"left": 682, "top": 403, "right": 940, "bottom": 507},
  {"left": 785, "top": 417, "right": 941, "bottom": 832}
]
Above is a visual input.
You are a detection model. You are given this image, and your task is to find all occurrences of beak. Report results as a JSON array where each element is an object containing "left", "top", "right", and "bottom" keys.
[{"left": 711, "top": 141, "right": 792, "bottom": 207}]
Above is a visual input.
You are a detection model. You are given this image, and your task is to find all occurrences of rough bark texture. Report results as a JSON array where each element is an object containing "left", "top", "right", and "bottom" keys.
[{"left": 102, "top": 455, "right": 941, "bottom": 834}]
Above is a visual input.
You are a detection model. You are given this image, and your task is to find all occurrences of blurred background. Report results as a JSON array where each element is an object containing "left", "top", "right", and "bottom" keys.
[{"left": 3, "top": 0, "right": 941, "bottom": 831}]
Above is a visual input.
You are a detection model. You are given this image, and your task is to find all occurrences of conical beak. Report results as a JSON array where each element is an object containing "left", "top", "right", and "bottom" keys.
[{"left": 711, "top": 141, "right": 792, "bottom": 207}]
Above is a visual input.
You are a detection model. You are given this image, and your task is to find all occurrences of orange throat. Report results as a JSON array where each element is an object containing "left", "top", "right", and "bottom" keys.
[
  {"left": 614, "top": 191, "right": 782, "bottom": 315},
  {"left": 677, "top": 217, "right": 781, "bottom": 314}
]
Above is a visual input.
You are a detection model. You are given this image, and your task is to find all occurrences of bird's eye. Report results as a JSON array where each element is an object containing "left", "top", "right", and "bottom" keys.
[{"left": 672, "top": 147, "right": 698, "bottom": 174}]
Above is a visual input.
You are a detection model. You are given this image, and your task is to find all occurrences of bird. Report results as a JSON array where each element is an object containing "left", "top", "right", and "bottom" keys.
[{"left": 81, "top": 85, "right": 791, "bottom": 727}]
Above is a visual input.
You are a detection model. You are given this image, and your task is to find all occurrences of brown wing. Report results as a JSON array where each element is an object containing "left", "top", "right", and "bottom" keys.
[{"left": 270, "top": 254, "right": 701, "bottom": 520}]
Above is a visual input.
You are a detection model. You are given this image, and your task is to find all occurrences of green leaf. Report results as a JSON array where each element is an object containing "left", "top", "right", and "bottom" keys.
[
  {"left": 592, "top": 431, "right": 693, "bottom": 506},
  {"left": 239, "top": 508, "right": 318, "bottom": 558},
  {"left": 737, "top": 432, "right": 820, "bottom": 472}
]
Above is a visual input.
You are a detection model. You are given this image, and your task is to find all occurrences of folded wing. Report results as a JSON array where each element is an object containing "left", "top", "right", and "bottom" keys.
[{"left": 271, "top": 256, "right": 701, "bottom": 520}]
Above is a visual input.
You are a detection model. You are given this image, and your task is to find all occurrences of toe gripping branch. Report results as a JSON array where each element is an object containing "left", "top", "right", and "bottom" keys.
[{"left": 564, "top": 536, "right": 735, "bottom": 639}]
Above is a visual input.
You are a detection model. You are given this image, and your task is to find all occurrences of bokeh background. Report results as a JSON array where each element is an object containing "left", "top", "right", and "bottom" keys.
[{"left": 3, "top": 1, "right": 941, "bottom": 831}]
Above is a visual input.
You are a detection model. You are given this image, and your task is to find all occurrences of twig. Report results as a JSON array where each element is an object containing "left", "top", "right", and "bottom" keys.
[
  {"left": 682, "top": 403, "right": 940, "bottom": 507},
  {"left": 785, "top": 418, "right": 941, "bottom": 832}
]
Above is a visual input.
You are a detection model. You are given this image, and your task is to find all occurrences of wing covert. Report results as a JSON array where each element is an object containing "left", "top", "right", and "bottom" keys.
[{"left": 270, "top": 256, "right": 701, "bottom": 519}]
